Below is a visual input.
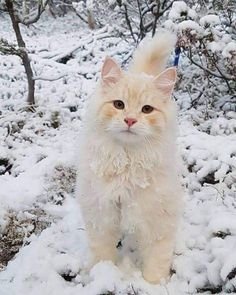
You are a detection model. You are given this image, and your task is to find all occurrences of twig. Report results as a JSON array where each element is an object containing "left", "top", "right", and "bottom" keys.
[
  {"left": 137, "top": 0, "right": 145, "bottom": 41},
  {"left": 184, "top": 49, "right": 233, "bottom": 80},
  {"left": 19, "top": 0, "right": 50, "bottom": 25},
  {"left": 123, "top": 4, "right": 137, "bottom": 43},
  {"left": 33, "top": 73, "right": 68, "bottom": 81}
]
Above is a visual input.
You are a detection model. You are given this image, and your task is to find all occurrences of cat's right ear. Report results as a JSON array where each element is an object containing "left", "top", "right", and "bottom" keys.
[
  {"left": 101, "top": 57, "right": 123, "bottom": 85},
  {"left": 153, "top": 67, "right": 177, "bottom": 98}
]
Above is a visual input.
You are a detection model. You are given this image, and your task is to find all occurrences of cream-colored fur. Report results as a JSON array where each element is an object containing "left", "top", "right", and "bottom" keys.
[
  {"left": 76, "top": 31, "right": 182, "bottom": 284},
  {"left": 130, "top": 31, "right": 177, "bottom": 76}
]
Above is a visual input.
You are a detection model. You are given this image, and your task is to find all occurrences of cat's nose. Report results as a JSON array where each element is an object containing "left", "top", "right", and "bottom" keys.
[{"left": 124, "top": 118, "right": 137, "bottom": 127}]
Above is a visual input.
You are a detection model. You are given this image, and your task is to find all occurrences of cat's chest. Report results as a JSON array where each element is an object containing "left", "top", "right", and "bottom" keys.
[{"left": 89, "top": 146, "right": 156, "bottom": 190}]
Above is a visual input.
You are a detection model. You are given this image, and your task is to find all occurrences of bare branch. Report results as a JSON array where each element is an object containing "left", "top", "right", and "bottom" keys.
[
  {"left": 19, "top": 0, "right": 49, "bottom": 25},
  {"left": 33, "top": 73, "right": 68, "bottom": 81},
  {"left": 74, "top": 9, "right": 88, "bottom": 24},
  {"left": 0, "top": 38, "right": 23, "bottom": 57},
  {"left": 123, "top": 4, "right": 137, "bottom": 43},
  {"left": 184, "top": 47, "right": 234, "bottom": 80},
  {"left": 136, "top": 0, "right": 145, "bottom": 41}
]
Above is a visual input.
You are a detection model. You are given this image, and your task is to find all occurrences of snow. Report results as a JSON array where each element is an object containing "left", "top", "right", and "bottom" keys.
[
  {"left": 208, "top": 41, "right": 224, "bottom": 53},
  {"left": 86, "top": 0, "right": 94, "bottom": 11},
  {"left": 0, "top": 12, "right": 236, "bottom": 295},
  {"left": 222, "top": 41, "right": 236, "bottom": 58},
  {"left": 200, "top": 15, "right": 220, "bottom": 27},
  {"left": 108, "top": 0, "right": 117, "bottom": 5},
  {"left": 169, "top": 1, "right": 197, "bottom": 21},
  {"left": 169, "top": 1, "right": 189, "bottom": 20},
  {"left": 177, "top": 20, "right": 203, "bottom": 34}
]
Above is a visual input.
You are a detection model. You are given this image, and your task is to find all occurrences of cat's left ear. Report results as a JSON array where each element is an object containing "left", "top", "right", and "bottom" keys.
[
  {"left": 101, "top": 56, "right": 123, "bottom": 85},
  {"left": 153, "top": 67, "right": 177, "bottom": 97}
]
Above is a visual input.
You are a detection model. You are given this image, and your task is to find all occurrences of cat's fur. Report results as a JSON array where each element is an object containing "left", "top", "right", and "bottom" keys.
[{"left": 76, "top": 31, "right": 182, "bottom": 284}]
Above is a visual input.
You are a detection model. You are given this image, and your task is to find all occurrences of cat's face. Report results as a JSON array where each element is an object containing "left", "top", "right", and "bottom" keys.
[{"left": 94, "top": 57, "right": 177, "bottom": 145}]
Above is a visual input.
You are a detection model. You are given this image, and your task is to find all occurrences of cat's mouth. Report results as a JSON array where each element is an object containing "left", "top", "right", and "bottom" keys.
[
  {"left": 115, "top": 128, "right": 140, "bottom": 143},
  {"left": 121, "top": 129, "right": 137, "bottom": 135}
]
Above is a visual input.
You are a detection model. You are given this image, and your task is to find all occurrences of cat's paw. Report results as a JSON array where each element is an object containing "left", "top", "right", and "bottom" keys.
[
  {"left": 142, "top": 267, "right": 169, "bottom": 284},
  {"left": 118, "top": 256, "right": 136, "bottom": 277}
]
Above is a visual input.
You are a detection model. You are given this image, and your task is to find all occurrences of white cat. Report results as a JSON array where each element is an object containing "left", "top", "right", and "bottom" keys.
[{"left": 76, "top": 31, "right": 183, "bottom": 284}]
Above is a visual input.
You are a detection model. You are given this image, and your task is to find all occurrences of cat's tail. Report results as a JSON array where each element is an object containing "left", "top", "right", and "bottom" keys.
[{"left": 130, "top": 31, "right": 176, "bottom": 76}]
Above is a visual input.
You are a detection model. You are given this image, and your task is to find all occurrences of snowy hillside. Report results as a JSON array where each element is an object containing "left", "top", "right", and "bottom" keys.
[{"left": 0, "top": 12, "right": 236, "bottom": 295}]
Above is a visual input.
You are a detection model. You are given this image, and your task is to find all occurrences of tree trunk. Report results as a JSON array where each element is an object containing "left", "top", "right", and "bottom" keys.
[
  {"left": 87, "top": 9, "right": 95, "bottom": 30},
  {"left": 5, "top": 0, "right": 35, "bottom": 105}
]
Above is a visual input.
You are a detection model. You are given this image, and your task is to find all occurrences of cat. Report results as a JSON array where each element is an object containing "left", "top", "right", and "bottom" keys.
[{"left": 76, "top": 31, "right": 183, "bottom": 284}]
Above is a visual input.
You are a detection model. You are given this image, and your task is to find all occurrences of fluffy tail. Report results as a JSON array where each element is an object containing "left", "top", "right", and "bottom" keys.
[{"left": 130, "top": 31, "right": 176, "bottom": 76}]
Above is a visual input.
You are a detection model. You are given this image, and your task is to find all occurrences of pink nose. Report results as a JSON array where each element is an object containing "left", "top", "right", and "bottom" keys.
[{"left": 124, "top": 118, "right": 137, "bottom": 127}]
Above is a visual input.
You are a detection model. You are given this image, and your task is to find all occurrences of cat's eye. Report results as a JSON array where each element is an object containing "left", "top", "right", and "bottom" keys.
[
  {"left": 142, "top": 105, "right": 154, "bottom": 114},
  {"left": 113, "top": 100, "right": 125, "bottom": 110}
]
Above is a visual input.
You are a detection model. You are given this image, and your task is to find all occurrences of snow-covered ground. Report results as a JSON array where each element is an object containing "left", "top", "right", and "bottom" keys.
[{"left": 0, "top": 13, "right": 236, "bottom": 295}]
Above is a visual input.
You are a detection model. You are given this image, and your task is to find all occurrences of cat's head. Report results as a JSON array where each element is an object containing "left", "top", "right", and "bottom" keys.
[{"left": 92, "top": 57, "right": 177, "bottom": 145}]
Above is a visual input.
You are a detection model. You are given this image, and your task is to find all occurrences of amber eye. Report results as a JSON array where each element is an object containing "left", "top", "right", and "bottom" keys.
[
  {"left": 142, "top": 105, "right": 154, "bottom": 114},
  {"left": 113, "top": 100, "right": 125, "bottom": 110}
]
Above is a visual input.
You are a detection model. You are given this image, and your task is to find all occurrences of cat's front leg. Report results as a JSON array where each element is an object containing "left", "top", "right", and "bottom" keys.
[
  {"left": 79, "top": 193, "right": 120, "bottom": 267},
  {"left": 86, "top": 220, "right": 120, "bottom": 266},
  {"left": 128, "top": 188, "right": 180, "bottom": 284},
  {"left": 139, "top": 234, "right": 175, "bottom": 284}
]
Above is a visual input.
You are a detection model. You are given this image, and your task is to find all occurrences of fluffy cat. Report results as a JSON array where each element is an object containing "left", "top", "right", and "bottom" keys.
[{"left": 76, "top": 31, "right": 182, "bottom": 284}]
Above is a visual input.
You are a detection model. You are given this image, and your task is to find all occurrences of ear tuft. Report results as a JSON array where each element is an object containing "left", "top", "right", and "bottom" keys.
[
  {"left": 153, "top": 67, "right": 177, "bottom": 97},
  {"left": 101, "top": 57, "right": 123, "bottom": 85}
]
